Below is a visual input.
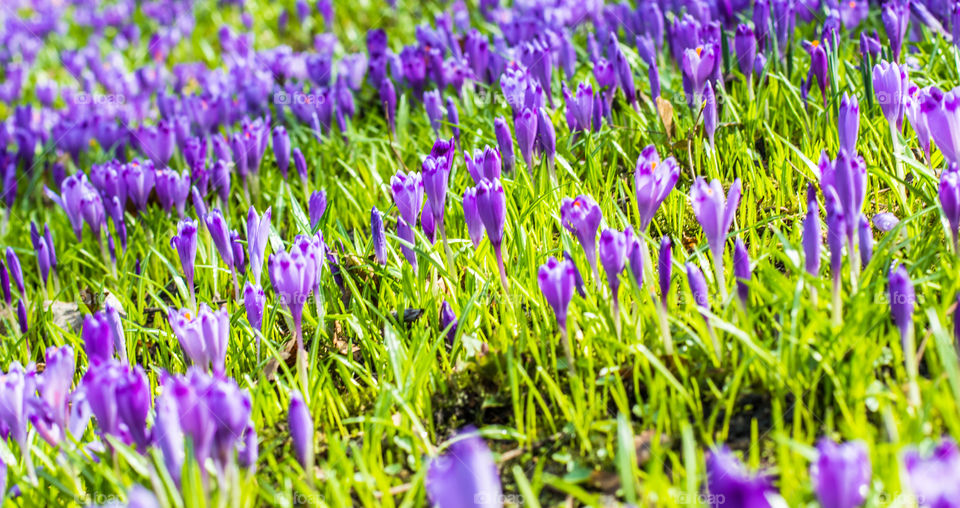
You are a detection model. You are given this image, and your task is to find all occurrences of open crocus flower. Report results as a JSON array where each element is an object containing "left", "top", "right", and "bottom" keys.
[
  {"left": 680, "top": 43, "right": 718, "bottom": 109},
  {"left": 426, "top": 427, "right": 502, "bottom": 508},
  {"left": 268, "top": 237, "right": 319, "bottom": 351},
  {"left": 921, "top": 86, "right": 960, "bottom": 167},
  {"left": 561, "top": 195, "right": 603, "bottom": 284},
  {"left": 634, "top": 144, "right": 679, "bottom": 231},
  {"left": 168, "top": 304, "right": 230, "bottom": 376}
]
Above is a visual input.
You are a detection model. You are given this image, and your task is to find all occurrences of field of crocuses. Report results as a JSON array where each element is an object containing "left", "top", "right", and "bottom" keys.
[{"left": 5, "top": 0, "right": 960, "bottom": 506}]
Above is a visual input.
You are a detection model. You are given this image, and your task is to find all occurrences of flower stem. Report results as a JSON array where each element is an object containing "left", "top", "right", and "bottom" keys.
[
  {"left": 713, "top": 254, "right": 728, "bottom": 303},
  {"left": 902, "top": 327, "right": 921, "bottom": 407},
  {"left": 831, "top": 275, "right": 842, "bottom": 328},
  {"left": 495, "top": 244, "right": 509, "bottom": 292}
]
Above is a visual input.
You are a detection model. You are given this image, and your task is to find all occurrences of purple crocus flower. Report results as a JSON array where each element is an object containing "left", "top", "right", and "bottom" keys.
[
  {"left": 659, "top": 236, "right": 672, "bottom": 307},
  {"left": 889, "top": 263, "right": 914, "bottom": 338},
  {"left": 733, "top": 238, "right": 751, "bottom": 306},
  {"left": 735, "top": 25, "right": 757, "bottom": 82},
  {"left": 0, "top": 362, "right": 35, "bottom": 448},
  {"left": 268, "top": 239, "right": 318, "bottom": 351},
  {"left": 288, "top": 389, "right": 313, "bottom": 470},
  {"left": 5, "top": 248, "right": 23, "bottom": 297},
  {"left": 293, "top": 147, "right": 309, "bottom": 186},
  {"left": 33, "top": 346, "right": 79, "bottom": 447},
  {"left": 272, "top": 126, "right": 291, "bottom": 178},
  {"left": 122, "top": 160, "right": 156, "bottom": 213},
  {"left": 425, "top": 427, "right": 502, "bottom": 508},
  {"left": 380, "top": 79, "right": 397, "bottom": 136},
  {"left": 83, "top": 309, "right": 116, "bottom": 364},
  {"left": 45, "top": 173, "right": 103, "bottom": 241},
  {"left": 873, "top": 61, "right": 903, "bottom": 129},
  {"left": 494, "top": 117, "right": 515, "bottom": 175},
  {"left": 424, "top": 90, "right": 444, "bottom": 133},
  {"left": 633, "top": 153, "right": 678, "bottom": 224},
  {"left": 371, "top": 207, "right": 387, "bottom": 265},
  {"left": 476, "top": 178, "right": 508, "bottom": 288},
  {"left": 561, "top": 195, "right": 603, "bottom": 282},
  {"left": 464, "top": 147, "right": 502, "bottom": 184},
  {"left": 243, "top": 282, "right": 265, "bottom": 332},
  {"left": 170, "top": 219, "right": 198, "bottom": 307},
  {"left": 599, "top": 229, "right": 628, "bottom": 298},
  {"left": 681, "top": 44, "right": 719, "bottom": 109},
  {"left": 882, "top": 1, "right": 909, "bottom": 63},
  {"left": 423, "top": 143, "right": 454, "bottom": 239},
  {"left": 247, "top": 206, "right": 272, "bottom": 285},
  {"left": 690, "top": 177, "right": 742, "bottom": 264},
  {"left": 706, "top": 446, "right": 775, "bottom": 507},
  {"left": 820, "top": 150, "right": 867, "bottom": 245},
  {"left": 941, "top": 168, "right": 960, "bottom": 248},
  {"left": 515, "top": 107, "right": 538, "bottom": 173},
  {"left": 211, "top": 159, "right": 231, "bottom": 206},
  {"left": 802, "top": 40, "right": 829, "bottom": 106},
  {"left": 391, "top": 171, "right": 423, "bottom": 227},
  {"left": 858, "top": 216, "right": 873, "bottom": 267},
  {"left": 903, "top": 438, "right": 960, "bottom": 506},
  {"left": 921, "top": 86, "right": 960, "bottom": 167},
  {"left": 0, "top": 261, "right": 9, "bottom": 305},
  {"left": 810, "top": 438, "right": 871, "bottom": 508},
  {"left": 686, "top": 262, "right": 710, "bottom": 313},
  {"left": 703, "top": 81, "right": 718, "bottom": 148},
  {"left": 206, "top": 209, "right": 235, "bottom": 270},
  {"left": 803, "top": 184, "right": 822, "bottom": 276},
  {"left": 463, "top": 186, "right": 485, "bottom": 249},
  {"left": 537, "top": 107, "right": 556, "bottom": 171},
  {"left": 838, "top": 93, "right": 860, "bottom": 155},
  {"left": 439, "top": 300, "right": 458, "bottom": 345},
  {"left": 168, "top": 303, "right": 230, "bottom": 375}
]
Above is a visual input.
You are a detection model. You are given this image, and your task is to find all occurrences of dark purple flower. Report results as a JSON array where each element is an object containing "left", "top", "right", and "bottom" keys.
[
  {"left": 423, "top": 144, "right": 454, "bottom": 237},
  {"left": 5, "top": 248, "right": 23, "bottom": 297},
  {"left": 494, "top": 117, "right": 514, "bottom": 175},
  {"left": 293, "top": 148, "right": 308, "bottom": 184},
  {"left": 820, "top": 150, "right": 867, "bottom": 244},
  {"left": 858, "top": 215, "right": 873, "bottom": 267},
  {"left": 599, "top": 228, "right": 628, "bottom": 299},
  {"left": 686, "top": 262, "right": 710, "bottom": 312},
  {"left": 735, "top": 25, "right": 757, "bottom": 81},
  {"left": 802, "top": 40, "right": 828, "bottom": 105},
  {"left": 838, "top": 93, "right": 860, "bottom": 154},
  {"left": 733, "top": 238, "right": 751, "bottom": 306},
  {"left": 155, "top": 168, "right": 191, "bottom": 217},
  {"left": 889, "top": 263, "right": 914, "bottom": 338},
  {"left": 537, "top": 107, "right": 556, "bottom": 169},
  {"left": 288, "top": 389, "right": 313, "bottom": 470},
  {"left": 243, "top": 282, "right": 265, "bottom": 332},
  {"left": 659, "top": 236, "right": 672, "bottom": 307},
  {"left": 273, "top": 126, "right": 291, "bottom": 178},
  {"left": 426, "top": 427, "right": 502, "bottom": 508},
  {"left": 561, "top": 195, "right": 603, "bottom": 279},
  {"left": 882, "top": 1, "right": 909, "bottom": 63},
  {"left": 463, "top": 187, "right": 484, "bottom": 249},
  {"left": 464, "top": 147, "right": 502, "bottom": 184},
  {"left": 205, "top": 209, "right": 235, "bottom": 271},
  {"left": 83, "top": 308, "right": 117, "bottom": 364},
  {"left": 811, "top": 438, "right": 871, "bottom": 508},
  {"left": 921, "top": 86, "right": 960, "bottom": 167},
  {"left": 122, "top": 160, "right": 156, "bottom": 212},
  {"left": 439, "top": 300, "right": 458, "bottom": 345},
  {"left": 380, "top": 79, "right": 397, "bottom": 135},
  {"left": 706, "top": 446, "right": 775, "bottom": 507},
  {"left": 391, "top": 171, "right": 424, "bottom": 227},
  {"left": 424, "top": 90, "right": 444, "bottom": 133},
  {"left": 371, "top": 207, "right": 387, "bottom": 265},
  {"left": 803, "top": 184, "right": 822, "bottom": 276},
  {"left": 704, "top": 81, "right": 718, "bottom": 148},
  {"left": 538, "top": 256, "right": 575, "bottom": 332}
]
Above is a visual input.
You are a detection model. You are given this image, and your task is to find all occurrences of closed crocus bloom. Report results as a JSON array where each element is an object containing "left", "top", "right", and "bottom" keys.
[
  {"left": 802, "top": 40, "right": 828, "bottom": 103},
  {"left": 625, "top": 228, "right": 643, "bottom": 289},
  {"left": 115, "top": 365, "right": 152, "bottom": 451},
  {"left": 269, "top": 240, "right": 318, "bottom": 350},
  {"left": 922, "top": 87, "right": 960, "bottom": 167},
  {"left": 424, "top": 89, "right": 444, "bottom": 132},
  {"left": 211, "top": 159, "right": 231, "bottom": 205},
  {"left": 735, "top": 24, "right": 757, "bottom": 80},
  {"left": 168, "top": 303, "right": 230, "bottom": 375},
  {"left": 515, "top": 107, "right": 538, "bottom": 172},
  {"left": 83, "top": 311, "right": 115, "bottom": 364},
  {"left": 903, "top": 438, "right": 960, "bottom": 507},
  {"left": 826, "top": 193, "right": 846, "bottom": 281},
  {"left": 391, "top": 171, "right": 424, "bottom": 226},
  {"left": 568, "top": 82, "right": 594, "bottom": 132},
  {"left": 191, "top": 186, "right": 207, "bottom": 229},
  {"left": 561, "top": 195, "right": 603, "bottom": 280},
  {"left": 882, "top": 2, "right": 909, "bottom": 62},
  {"left": 423, "top": 145, "right": 453, "bottom": 234},
  {"left": 803, "top": 184, "right": 822, "bottom": 276},
  {"left": 288, "top": 389, "right": 313, "bottom": 470},
  {"left": 537, "top": 107, "right": 556, "bottom": 168},
  {"left": 44, "top": 224, "right": 57, "bottom": 270},
  {"left": 686, "top": 262, "right": 710, "bottom": 311},
  {"left": 206, "top": 209, "right": 234, "bottom": 270},
  {"left": 889, "top": 264, "right": 914, "bottom": 337},
  {"left": 873, "top": 61, "right": 903, "bottom": 127},
  {"left": 171, "top": 219, "right": 198, "bottom": 304},
  {"left": 599, "top": 228, "right": 628, "bottom": 295},
  {"left": 733, "top": 238, "right": 751, "bottom": 306},
  {"left": 942, "top": 168, "right": 960, "bottom": 247},
  {"left": 463, "top": 186, "right": 485, "bottom": 249},
  {"left": 706, "top": 447, "right": 775, "bottom": 508},
  {"left": 155, "top": 169, "right": 191, "bottom": 217},
  {"left": 811, "top": 438, "right": 871, "bottom": 508},
  {"left": 447, "top": 97, "right": 460, "bottom": 143},
  {"left": 371, "top": 207, "right": 387, "bottom": 265},
  {"left": 5, "top": 248, "right": 23, "bottom": 296},
  {"left": 122, "top": 160, "right": 156, "bottom": 212},
  {"left": 292, "top": 147, "right": 308, "bottom": 184},
  {"left": 34, "top": 345, "right": 75, "bottom": 446},
  {"left": 494, "top": 117, "right": 515, "bottom": 175},
  {"left": 426, "top": 427, "right": 502, "bottom": 508},
  {"left": 0, "top": 261, "right": 10, "bottom": 304},
  {"left": 858, "top": 216, "right": 873, "bottom": 267},
  {"left": 380, "top": 78, "right": 397, "bottom": 135},
  {"left": 689, "top": 177, "right": 742, "bottom": 262},
  {"left": 476, "top": 179, "right": 506, "bottom": 248},
  {"left": 0, "top": 362, "right": 36, "bottom": 448},
  {"left": 820, "top": 150, "right": 867, "bottom": 243},
  {"left": 247, "top": 206, "right": 272, "bottom": 285},
  {"left": 838, "top": 93, "right": 860, "bottom": 154},
  {"left": 465, "top": 147, "right": 502, "bottom": 184},
  {"left": 703, "top": 81, "right": 718, "bottom": 148},
  {"left": 659, "top": 236, "right": 672, "bottom": 307},
  {"left": 105, "top": 302, "right": 126, "bottom": 363},
  {"left": 439, "top": 300, "right": 458, "bottom": 345},
  {"left": 243, "top": 282, "right": 265, "bottom": 332},
  {"left": 272, "top": 126, "right": 291, "bottom": 178}
]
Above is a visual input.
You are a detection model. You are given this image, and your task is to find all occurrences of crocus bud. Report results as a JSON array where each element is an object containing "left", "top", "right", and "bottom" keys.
[
  {"left": 0, "top": 261, "right": 10, "bottom": 304},
  {"left": 293, "top": 148, "right": 308, "bottom": 185},
  {"left": 371, "top": 207, "right": 387, "bottom": 265},
  {"left": 838, "top": 92, "right": 860, "bottom": 154},
  {"left": 494, "top": 117, "right": 514, "bottom": 174},
  {"left": 475, "top": 178, "right": 505, "bottom": 249},
  {"left": 882, "top": 2, "right": 908, "bottom": 62},
  {"left": 426, "top": 427, "right": 503, "bottom": 508},
  {"left": 380, "top": 79, "right": 397, "bottom": 135},
  {"left": 273, "top": 126, "right": 291, "bottom": 178},
  {"left": 446, "top": 97, "right": 460, "bottom": 143},
  {"left": 205, "top": 209, "right": 234, "bottom": 270},
  {"left": 391, "top": 171, "right": 424, "bottom": 227},
  {"left": 735, "top": 24, "right": 757, "bottom": 80},
  {"left": 538, "top": 256, "right": 575, "bottom": 331},
  {"left": 422, "top": 148, "right": 452, "bottom": 234},
  {"left": 873, "top": 61, "right": 903, "bottom": 129},
  {"left": 243, "top": 282, "right": 265, "bottom": 331},
  {"left": 635, "top": 145, "right": 679, "bottom": 230},
  {"left": 537, "top": 107, "right": 555, "bottom": 169},
  {"left": 888, "top": 264, "right": 914, "bottom": 338},
  {"left": 733, "top": 238, "right": 751, "bottom": 306},
  {"left": 424, "top": 89, "right": 444, "bottom": 132},
  {"left": 44, "top": 224, "right": 57, "bottom": 270},
  {"left": 689, "top": 177, "right": 742, "bottom": 262},
  {"left": 231, "top": 230, "right": 246, "bottom": 276},
  {"left": 155, "top": 169, "right": 191, "bottom": 217},
  {"left": 686, "top": 262, "right": 709, "bottom": 318},
  {"left": 463, "top": 186, "right": 484, "bottom": 249},
  {"left": 5, "top": 248, "right": 23, "bottom": 296},
  {"left": 247, "top": 206, "right": 272, "bottom": 285},
  {"left": 212, "top": 159, "right": 231, "bottom": 205},
  {"left": 625, "top": 228, "right": 643, "bottom": 290},
  {"left": 561, "top": 195, "right": 603, "bottom": 279},
  {"left": 706, "top": 447, "right": 776, "bottom": 507},
  {"left": 941, "top": 168, "right": 960, "bottom": 248},
  {"left": 170, "top": 219, "right": 198, "bottom": 302},
  {"left": 191, "top": 186, "right": 207, "bottom": 227},
  {"left": 515, "top": 107, "right": 538, "bottom": 171},
  {"left": 17, "top": 300, "right": 27, "bottom": 333},
  {"left": 599, "top": 228, "right": 627, "bottom": 297},
  {"left": 653, "top": 237, "right": 669, "bottom": 307},
  {"left": 803, "top": 184, "right": 822, "bottom": 276},
  {"left": 288, "top": 390, "right": 314, "bottom": 470},
  {"left": 810, "top": 438, "right": 871, "bottom": 508},
  {"left": 858, "top": 215, "right": 873, "bottom": 267},
  {"left": 439, "top": 300, "right": 458, "bottom": 345},
  {"left": 269, "top": 239, "right": 318, "bottom": 349},
  {"left": 703, "top": 81, "right": 718, "bottom": 148},
  {"left": 83, "top": 311, "right": 115, "bottom": 364},
  {"left": 563, "top": 251, "right": 587, "bottom": 297}
]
